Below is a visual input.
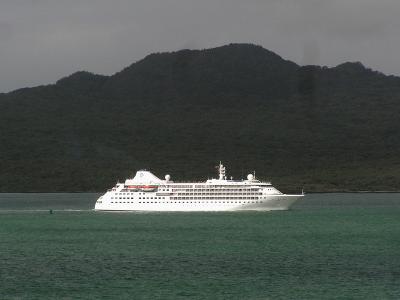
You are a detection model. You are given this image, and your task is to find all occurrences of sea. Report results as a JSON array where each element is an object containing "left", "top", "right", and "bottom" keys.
[{"left": 1, "top": 193, "right": 399, "bottom": 299}]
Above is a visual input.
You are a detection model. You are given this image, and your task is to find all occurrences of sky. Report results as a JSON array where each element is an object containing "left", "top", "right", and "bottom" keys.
[{"left": 1, "top": 0, "right": 399, "bottom": 93}]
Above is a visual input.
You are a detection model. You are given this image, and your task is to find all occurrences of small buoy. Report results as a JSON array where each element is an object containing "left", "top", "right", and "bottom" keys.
[{"left": 49, "top": 209, "right": 53, "bottom": 214}]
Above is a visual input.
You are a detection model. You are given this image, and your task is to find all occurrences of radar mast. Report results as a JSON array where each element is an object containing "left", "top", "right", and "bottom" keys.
[{"left": 218, "top": 162, "right": 226, "bottom": 180}]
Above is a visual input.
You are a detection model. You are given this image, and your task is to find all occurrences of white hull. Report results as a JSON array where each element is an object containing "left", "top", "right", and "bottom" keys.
[{"left": 94, "top": 194, "right": 303, "bottom": 212}]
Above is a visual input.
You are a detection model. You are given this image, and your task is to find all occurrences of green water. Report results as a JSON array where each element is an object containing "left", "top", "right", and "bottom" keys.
[{"left": 1, "top": 194, "right": 400, "bottom": 299}]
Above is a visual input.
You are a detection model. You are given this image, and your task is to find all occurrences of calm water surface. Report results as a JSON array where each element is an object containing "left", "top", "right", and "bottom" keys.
[{"left": 1, "top": 193, "right": 400, "bottom": 299}]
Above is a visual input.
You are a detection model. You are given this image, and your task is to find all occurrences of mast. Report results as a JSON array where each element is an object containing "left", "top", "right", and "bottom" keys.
[{"left": 218, "top": 162, "right": 226, "bottom": 180}]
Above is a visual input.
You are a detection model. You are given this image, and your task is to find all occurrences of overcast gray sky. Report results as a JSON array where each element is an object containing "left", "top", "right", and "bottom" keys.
[{"left": 1, "top": 0, "right": 399, "bottom": 92}]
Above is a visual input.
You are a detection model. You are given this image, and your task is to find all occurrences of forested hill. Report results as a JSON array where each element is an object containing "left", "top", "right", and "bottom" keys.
[{"left": 1, "top": 43, "right": 400, "bottom": 192}]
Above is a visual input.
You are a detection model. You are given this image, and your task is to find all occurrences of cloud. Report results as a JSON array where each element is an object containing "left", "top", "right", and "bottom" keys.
[{"left": 0, "top": 0, "right": 399, "bottom": 92}]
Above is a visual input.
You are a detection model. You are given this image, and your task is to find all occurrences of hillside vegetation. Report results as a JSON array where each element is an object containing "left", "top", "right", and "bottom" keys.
[{"left": 1, "top": 43, "right": 400, "bottom": 192}]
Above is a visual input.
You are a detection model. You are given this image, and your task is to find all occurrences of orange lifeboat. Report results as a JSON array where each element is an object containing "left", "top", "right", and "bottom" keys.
[
  {"left": 141, "top": 185, "right": 158, "bottom": 192},
  {"left": 126, "top": 185, "right": 140, "bottom": 191},
  {"left": 126, "top": 185, "right": 158, "bottom": 191}
]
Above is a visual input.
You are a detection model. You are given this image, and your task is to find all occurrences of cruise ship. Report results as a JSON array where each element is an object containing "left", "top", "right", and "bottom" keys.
[{"left": 94, "top": 163, "right": 304, "bottom": 211}]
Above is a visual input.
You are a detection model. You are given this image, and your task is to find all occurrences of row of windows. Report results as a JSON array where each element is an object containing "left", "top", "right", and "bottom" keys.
[
  {"left": 114, "top": 189, "right": 273, "bottom": 196},
  {"left": 112, "top": 196, "right": 261, "bottom": 200},
  {"left": 168, "top": 185, "right": 270, "bottom": 188},
  {"left": 171, "top": 196, "right": 260, "bottom": 200},
  {"left": 113, "top": 193, "right": 264, "bottom": 199},
  {"left": 111, "top": 196, "right": 166, "bottom": 200},
  {"left": 110, "top": 201, "right": 263, "bottom": 204},
  {"left": 175, "top": 192, "right": 261, "bottom": 195},
  {"left": 115, "top": 192, "right": 151, "bottom": 196},
  {"left": 172, "top": 188, "right": 263, "bottom": 192}
]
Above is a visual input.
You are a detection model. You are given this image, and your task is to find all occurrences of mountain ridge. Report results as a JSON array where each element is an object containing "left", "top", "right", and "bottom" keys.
[{"left": 3, "top": 43, "right": 395, "bottom": 98}]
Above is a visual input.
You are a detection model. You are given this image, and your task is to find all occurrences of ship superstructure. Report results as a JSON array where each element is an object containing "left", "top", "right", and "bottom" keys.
[{"left": 94, "top": 163, "right": 303, "bottom": 211}]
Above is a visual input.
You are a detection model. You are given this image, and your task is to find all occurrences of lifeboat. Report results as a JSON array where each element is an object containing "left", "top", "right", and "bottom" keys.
[
  {"left": 126, "top": 185, "right": 139, "bottom": 191},
  {"left": 141, "top": 185, "right": 158, "bottom": 192},
  {"left": 126, "top": 185, "right": 158, "bottom": 192}
]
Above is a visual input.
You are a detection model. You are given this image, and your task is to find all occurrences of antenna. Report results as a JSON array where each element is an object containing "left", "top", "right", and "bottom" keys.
[{"left": 218, "top": 162, "right": 226, "bottom": 180}]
